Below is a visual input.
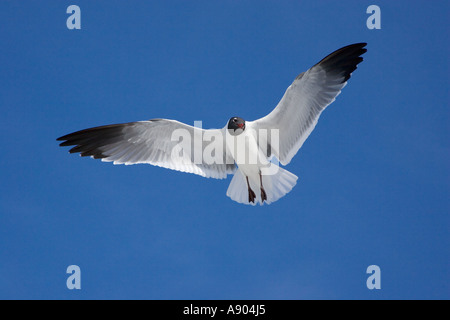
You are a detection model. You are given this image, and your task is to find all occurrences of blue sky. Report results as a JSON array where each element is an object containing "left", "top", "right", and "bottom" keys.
[{"left": 0, "top": 1, "right": 448, "bottom": 299}]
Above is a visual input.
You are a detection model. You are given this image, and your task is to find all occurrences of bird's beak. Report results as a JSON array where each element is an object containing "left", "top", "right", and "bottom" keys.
[{"left": 237, "top": 123, "right": 244, "bottom": 129}]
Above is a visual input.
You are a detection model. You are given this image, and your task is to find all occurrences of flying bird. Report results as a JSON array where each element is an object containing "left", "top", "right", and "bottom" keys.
[{"left": 57, "top": 43, "right": 367, "bottom": 205}]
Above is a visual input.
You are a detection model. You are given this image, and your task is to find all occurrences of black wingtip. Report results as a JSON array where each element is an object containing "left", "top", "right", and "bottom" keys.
[
  {"left": 56, "top": 122, "right": 135, "bottom": 159},
  {"left": 316, "top": 43, "right": 367, "bottom": 83}
]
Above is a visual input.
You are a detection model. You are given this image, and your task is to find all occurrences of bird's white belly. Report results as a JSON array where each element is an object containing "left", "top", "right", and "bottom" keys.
[{"left": 225, "top": 129, "right": 268, "bottom": 186}]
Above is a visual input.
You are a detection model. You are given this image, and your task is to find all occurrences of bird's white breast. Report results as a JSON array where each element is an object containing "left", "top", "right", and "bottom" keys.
[{"left": 225, "top": 127, "right": 268, "bottom": 185}]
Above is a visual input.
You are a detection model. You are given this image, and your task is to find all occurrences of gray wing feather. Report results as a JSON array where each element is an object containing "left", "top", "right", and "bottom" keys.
[
  {"left": 250, "top": 43, "right": 367, "bottom": 165},
  {"left": 57, "top": 119, "right": 236, "bottom": 179}
]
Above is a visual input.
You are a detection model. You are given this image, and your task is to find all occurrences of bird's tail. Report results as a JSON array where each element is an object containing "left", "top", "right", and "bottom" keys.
[{"left": 226, "top": 165, "right": 298, "bottom": 205}]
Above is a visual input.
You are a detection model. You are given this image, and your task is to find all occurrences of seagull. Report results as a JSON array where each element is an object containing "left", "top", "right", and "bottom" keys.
[{"left": 57, "top": 43, "right": 367, "bottom": 205}]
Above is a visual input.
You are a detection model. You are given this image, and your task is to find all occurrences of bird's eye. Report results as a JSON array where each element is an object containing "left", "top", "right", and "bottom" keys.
[{"left": 233, "top": 119, "right": 237, "bottom": 122}]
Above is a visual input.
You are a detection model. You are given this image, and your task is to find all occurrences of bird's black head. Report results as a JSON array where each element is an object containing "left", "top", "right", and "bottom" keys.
[{"left": 227, "top": 116, "right": 245, "bottom": 135}]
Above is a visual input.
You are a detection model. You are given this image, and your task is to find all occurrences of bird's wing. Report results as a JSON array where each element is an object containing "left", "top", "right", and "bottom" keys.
[
  {"left": 249, "top": 43, "right": 367, "bottom": 165},
  {"left": 57, "top": 119, "right": 236, "bottom": 179}
]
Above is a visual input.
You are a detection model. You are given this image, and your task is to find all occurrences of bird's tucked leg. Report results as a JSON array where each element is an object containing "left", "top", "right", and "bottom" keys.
[
  {"left": 246, "top": 176, "right": 256, "bottom": 203},
  {"left": 260, "top": 172, "right": 267, "bottom": 203}
]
